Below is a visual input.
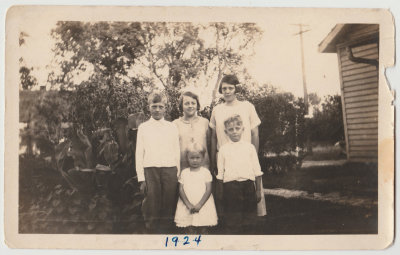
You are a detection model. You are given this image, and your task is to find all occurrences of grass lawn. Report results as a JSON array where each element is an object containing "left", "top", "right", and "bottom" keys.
[
  {"left": 256, "top": 161, "right": 378, "bottom": 235},
  {"left": 19, "top": 156, "right": 378, "bottom": 235},
  {"left": 263, "top": 162, "right": 378, "bottom": 198}
]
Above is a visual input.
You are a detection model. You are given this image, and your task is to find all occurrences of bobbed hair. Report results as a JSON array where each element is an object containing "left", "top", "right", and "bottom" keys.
[
  {"left": 218, "top": 74, "right": 240, "bottom": 94},
  {"left": 179, "top": 91, "right": 201, "bottom": 113}
]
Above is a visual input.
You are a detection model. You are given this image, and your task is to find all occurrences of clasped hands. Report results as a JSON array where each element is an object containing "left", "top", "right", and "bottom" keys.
[{"left": 186, "top": 203, "right": 202, "bottom": 214}]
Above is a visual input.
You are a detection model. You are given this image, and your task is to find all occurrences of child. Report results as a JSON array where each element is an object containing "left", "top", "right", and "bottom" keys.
[
  {"left": 173, "top": 90, "right": 210, "bottom": 170},
  {"left": 210, "top": 74, "right": 267, "bottom": 217},
  {"left": 174, "top": 142, "right": 218, "bottom": 233},
  {"left": 135, "top": 90, "right": 180, "bottom": 233},
  {"left": 216, "top": 114, "right": 263, "bottom": 233}
]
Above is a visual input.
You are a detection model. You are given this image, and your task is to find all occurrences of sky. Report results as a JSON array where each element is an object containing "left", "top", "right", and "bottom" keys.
[{"left": 19, "top": 11, "right": 342, "bottom": 100}]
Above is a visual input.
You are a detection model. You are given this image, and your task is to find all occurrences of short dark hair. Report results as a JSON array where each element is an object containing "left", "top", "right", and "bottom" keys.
[
  {"left": 219, "top": 74, "right": 240, "bottom": 94},
  {"left": 179, "top": 91, "right": 200, "bottom": 113},
  {"left": 148, "top": 90, "right": 167, "bottom": 105}
]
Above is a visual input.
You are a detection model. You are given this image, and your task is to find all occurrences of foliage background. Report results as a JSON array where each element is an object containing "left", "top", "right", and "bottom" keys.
[{"left": 18, "top": 21, "right": 344, "bottom": 234}]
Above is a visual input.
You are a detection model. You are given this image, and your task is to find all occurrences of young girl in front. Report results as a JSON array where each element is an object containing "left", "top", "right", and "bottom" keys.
[{"left": 174, "top": 143, "right": 218, "bottom": 233}]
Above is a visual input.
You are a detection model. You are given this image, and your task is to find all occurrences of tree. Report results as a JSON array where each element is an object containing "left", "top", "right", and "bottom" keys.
[
  {"left": 309, "top": 95, "right": 344, "bottom": 143},
  {"left": 243, "top": 83, "right": 306, "bottom": 155},
  {"left": 20, "top": 66, "right": 37, "bottom": 90},
  {"left": 205, "top": 23, "right": 263, "bottom": 105},
  {"left": 19, "top": 31, "right": 37, "bottom": 90},
  {"left": 132, "top": 23, "right": 209, "bottom": 119},
  {"left": 50, "top": 21, "right": 147, "bottom": 132}
]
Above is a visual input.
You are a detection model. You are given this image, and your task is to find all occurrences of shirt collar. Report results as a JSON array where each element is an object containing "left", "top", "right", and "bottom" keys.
[
  {"left": 228, "top": 139, "right": 243, "bottom": 145},
  {"left": 180, "top": 116, "right": 199, "bottom": 124},
  {"left": 149, "top": 117, "right": 166, "bottom": 123}
]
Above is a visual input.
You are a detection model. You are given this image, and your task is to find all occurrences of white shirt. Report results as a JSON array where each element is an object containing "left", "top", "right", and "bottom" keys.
[
  {"left": 209, "top": 100, "right": 261, "bottom": 149},
  {"left": 217, "top": 140, "right": 263, "bottom": 183},
  {"left": 135, "top": 117, "right": 180, "bottom": 182}
]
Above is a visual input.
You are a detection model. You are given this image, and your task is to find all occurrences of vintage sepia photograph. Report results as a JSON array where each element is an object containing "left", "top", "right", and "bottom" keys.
[{"left": 4, "top": 6, "right": 394, "bottom": 250}]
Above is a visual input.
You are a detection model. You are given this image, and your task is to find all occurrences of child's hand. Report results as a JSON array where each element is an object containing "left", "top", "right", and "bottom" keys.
[
  {"left": 186, "top": 203, "right": 195, "bottom": 213},
  {"left": 139, "top": 182, "right": 147, "bottom": 196},
  {"left": 256, "top": 190, "right": 262, "bottom": 203},
  {"left": 192, "top": 204, "right": 202, "bottom": 213}
]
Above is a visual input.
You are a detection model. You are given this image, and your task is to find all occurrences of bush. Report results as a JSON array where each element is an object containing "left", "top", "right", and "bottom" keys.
[
  {"left": 309, "top": 95, "right": 344, "bottom": 144},
  {"left": 19, "top": 118, "right": 145, "bottom": 234}
]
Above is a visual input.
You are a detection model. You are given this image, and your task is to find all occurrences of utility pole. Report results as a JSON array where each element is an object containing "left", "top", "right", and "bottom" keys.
[
  {"left": 293, "top": 24, "right": 312, "bottom": 154},
  {"left": 293, "top": 24, "right": 310, "bottom": 114}
]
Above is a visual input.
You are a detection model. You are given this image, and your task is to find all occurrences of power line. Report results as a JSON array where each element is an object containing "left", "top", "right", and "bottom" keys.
[{"left": 292, "top": 24, "right": 311, "bottom": 114}]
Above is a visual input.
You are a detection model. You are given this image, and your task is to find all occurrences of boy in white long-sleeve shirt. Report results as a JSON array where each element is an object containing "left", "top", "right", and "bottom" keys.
[
  {"left": 136, "top": 91, "right": 180, "bottom": 233},
  {"left": 216, "top": 114, "right": 263, "bottom": 233}
]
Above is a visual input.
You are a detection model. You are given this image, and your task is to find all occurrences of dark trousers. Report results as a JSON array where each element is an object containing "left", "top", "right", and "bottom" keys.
[
  {"left": 142, "top": 167, "right": 178, "bottom": 233},
  {"left": 223, "top": 180, "right": 257, "bottom": 233}
]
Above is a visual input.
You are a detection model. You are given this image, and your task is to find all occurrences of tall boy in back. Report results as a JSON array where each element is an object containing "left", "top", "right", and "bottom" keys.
[
  {"left": 135, "top": 90, "right": 180, "bottom": 233},
  {"left": 216, "top": 114, "right": 263, "bottom": 233}
]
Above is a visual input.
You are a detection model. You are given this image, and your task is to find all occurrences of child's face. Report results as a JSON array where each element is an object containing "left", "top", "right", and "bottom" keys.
[
  {"left": 187, "top": 151, "right": 203, "bottom": 168},
  {"left": 224, "top": 121, "right": 244, "bottom": 142},
  {"left": 149, "top": 102, "right": 166, "bottom": 120},
  {"left": 221, "top": 82, "right": 236, "bottom": 102},
  {"left": 182, "top": 96, "right": 197, "bottom": 117}
]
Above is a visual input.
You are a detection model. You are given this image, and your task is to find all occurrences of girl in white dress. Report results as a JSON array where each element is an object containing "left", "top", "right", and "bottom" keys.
[{"left": 174, "top": 143, "right": 218, "bottom": 233}]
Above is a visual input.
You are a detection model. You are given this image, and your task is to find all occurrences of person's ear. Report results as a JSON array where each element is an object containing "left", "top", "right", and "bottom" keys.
[{"left": 224, "top": 129, "right": 228, "bottom": 135}]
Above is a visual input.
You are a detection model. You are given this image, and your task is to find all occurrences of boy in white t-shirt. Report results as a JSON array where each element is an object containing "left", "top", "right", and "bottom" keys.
[{"left": 216, "top": 114, "right": 263, "bottom": 233}]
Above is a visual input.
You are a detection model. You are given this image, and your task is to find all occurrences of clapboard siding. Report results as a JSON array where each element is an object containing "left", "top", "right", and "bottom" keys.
[
  {"left": 340, "top": 48, "right": 379, "bottom": 61},
  {"left": 349, "top": 144, "right": 378, "bottom": 150},
  {"left": 345, "top": 88, "right": 378, "bottom": 98},
  {"left": 347, "top": 111, "right": 378, "bottom": 119},
  {"left": 347, "top": 129, "right": 377, "bottom": 135},
  {"left": 341, "top": 54, "right": 379, "bottom": 66},
  {"left": 342, "top": 65, "right": 377, "bottom": 77},
  {"left": 346, "top": 100, "right": 378, "bottom": 109},
  {"left": 349, "top": 151, "right": 378, "bottom": 157},
  {"left": 348, "top": 139, "right": 378, "bottom": 146},
  {"left": 346, "top": 117, "right": 377, "bottom": 124},
  {"left": 337, "top": 40, "right": 378, "bottom": 162},
  {"left": 346, "top": 105, "right": 378, "bottom": 114},
  {"left": 343, "top": 82, "right": 377, "bottom": 93},
  {"left": 347, "top": 123, "right": 378, "bottom": 130},
  {"left": 342, "top": 70, "right": 378, "bottom": 82},
  {"left": 341, "top": 62, "right": 374, "bottom": 71},
  {"left": 344, "top": 94, "right": 378, "bottom": 104},
  {"left": 343, "top": 76, "right": 378, "bottom": 87},
  {"left": 349, "top": 134, "right": 378, "bottom": 140},
  {"left": 339, "top": 43, "right": 377, "bottom": 56}
]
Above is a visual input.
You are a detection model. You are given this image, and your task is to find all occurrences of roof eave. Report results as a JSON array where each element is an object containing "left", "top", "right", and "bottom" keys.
[{"left": 318, "top": 24, "right": 346, "bottom": 53}]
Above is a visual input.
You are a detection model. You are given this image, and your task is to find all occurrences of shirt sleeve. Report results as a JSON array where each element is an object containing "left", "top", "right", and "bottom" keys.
[
  {"left": 202, "top": 117, "right": 210, "bottom": 131},
  {"left": 248, "top": 102, "right": 261, "bottom": 129},
  {"left": 250, "top": 145, "right": 263, "bottom": 177},
  {"left": 172, "top": 124, "right": 181, "bottom": 175},
  {"left": 178, "top": 169, "right": 186, "bottom": 184},
  {"left": 216, "top": 147, "right": 224, "bottom": 180},
  {"left": 203, "top": 168, "right": 213, "bottom": 183},
  {"left": 209, "top": 106, "right": 217, "bottom": 129},
  {"left": 135, "top": 124, "right": 145, "bottom": 182}
]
